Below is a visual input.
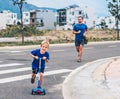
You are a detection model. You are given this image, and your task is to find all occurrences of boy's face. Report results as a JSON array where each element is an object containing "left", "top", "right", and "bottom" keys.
[{"left": 41, "top": 43, "right": 49, "bottom": 52}]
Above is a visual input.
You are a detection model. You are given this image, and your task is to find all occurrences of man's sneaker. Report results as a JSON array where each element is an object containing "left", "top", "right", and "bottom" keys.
[
  {"left": 31, "top": 77, "right": 35, "bottom": 84},
  {"left": 77, "top": 58, "right": 81, "bottom": 62}
]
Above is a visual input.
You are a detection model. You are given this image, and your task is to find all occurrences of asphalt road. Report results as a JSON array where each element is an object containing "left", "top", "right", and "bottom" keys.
[{"left": 0, "top": 41, "right": 120, "bottom": 99}]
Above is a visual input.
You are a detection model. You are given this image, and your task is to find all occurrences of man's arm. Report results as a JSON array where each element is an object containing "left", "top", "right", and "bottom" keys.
[
  {"left": 83, "top": 30, "right": 88, "bottom": 37},
  {"left": 72, "top": 30, "right": 80, "bottom": 34}
]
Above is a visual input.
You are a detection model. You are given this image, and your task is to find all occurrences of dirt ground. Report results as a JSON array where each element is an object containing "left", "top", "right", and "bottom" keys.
[{"left": 43, "top": 29, "right": 117, "bottom": 42}]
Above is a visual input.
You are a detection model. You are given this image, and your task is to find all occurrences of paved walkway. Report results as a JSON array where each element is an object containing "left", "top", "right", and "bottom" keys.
[{"left": 63, "top": 56, "right": 120, "bottom": 99}]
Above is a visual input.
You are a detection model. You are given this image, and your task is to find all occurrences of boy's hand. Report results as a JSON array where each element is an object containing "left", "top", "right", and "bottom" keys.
[
  {"left": 42, "top": 56, "right": 49, "bottom": 62},
  {"left": 34, "top": 56, "right": 38, "bottom": 59},
  {"left": 42, "top": 56, "right": 47, "bottom": 60}
]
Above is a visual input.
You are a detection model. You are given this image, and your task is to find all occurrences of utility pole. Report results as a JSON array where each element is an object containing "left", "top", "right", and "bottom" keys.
[
  {"left": 12, "top": 0, "right": 27, "bottom": 44},
  {"left": 116, "top": 0, "right": 120, "bottom": 40}
]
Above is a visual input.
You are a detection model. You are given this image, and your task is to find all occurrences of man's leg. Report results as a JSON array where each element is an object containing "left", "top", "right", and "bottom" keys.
[
  {"left": 78, "top": 44, "right": 83, "bottom": 60},
  {"left": 76, "top": 46, "right": 79, "bottom": 53}
]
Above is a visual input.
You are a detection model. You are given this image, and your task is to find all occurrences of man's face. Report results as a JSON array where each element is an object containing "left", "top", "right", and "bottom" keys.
[{"left": 78, "top": 17, "right": 83, "bottom": 23}]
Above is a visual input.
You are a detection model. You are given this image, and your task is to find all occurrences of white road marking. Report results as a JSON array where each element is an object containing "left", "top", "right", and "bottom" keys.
[
  {"left": 0, "top": 66, "right": 48, "bottom": 74},
  {"left": 51, "top": 50, "right": 64, "bottom": 52},
  {"left": 0, "top": 63, "right": 24, "bottom": 68},
  {"left": 108, "top": 45, "right": 117, "bottom": 48},
  {"left": 10, "top": 51, "right": 23, "bottom": 53},
  {"left": 0, "top": 67, "right": 31, "bottom": 74},
  {"left": 0, "top": 69, "right": 72, "bottom": 83}
]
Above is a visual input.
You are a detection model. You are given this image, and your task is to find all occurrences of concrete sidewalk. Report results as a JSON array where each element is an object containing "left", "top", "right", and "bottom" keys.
[{"left": 62, "top": 56, "right": 120, "bottom": 99}]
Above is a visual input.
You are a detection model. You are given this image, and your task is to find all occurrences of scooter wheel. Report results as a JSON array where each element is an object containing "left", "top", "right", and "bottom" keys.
[{"left": 43, "top": 89, "right": 46, "bottom": 95}]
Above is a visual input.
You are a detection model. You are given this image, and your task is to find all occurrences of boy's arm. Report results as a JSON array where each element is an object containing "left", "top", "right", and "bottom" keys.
[{"left": 30, "top": 53, "right": 38, "bottom": 59}]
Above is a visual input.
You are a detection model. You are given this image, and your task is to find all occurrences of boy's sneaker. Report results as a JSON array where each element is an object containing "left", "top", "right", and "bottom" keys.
[{"left": 31, "top": 78, "right": 35, "bottom": 84}]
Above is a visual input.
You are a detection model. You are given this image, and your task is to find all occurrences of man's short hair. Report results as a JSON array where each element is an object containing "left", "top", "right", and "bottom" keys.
[{"left": 78, "top": 16, "right": 83, "bottom": 19}]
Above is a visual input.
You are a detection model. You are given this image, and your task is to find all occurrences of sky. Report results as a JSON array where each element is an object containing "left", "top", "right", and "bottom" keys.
[{"left": 27, "top": 0, "right": 110, "bottom": 17}]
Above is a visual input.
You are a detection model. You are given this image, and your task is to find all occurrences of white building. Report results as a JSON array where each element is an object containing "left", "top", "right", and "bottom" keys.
[
  {"left": 0, "top": 10, "right": 17, "bottom": 30},
  {"left": 65, "top": 5, "right": 83, "bottom": 30},
  {"left": 57, "top": 5, "right": 96, "bottom": 30},
  {"left": 0, "top": 13, "right": 7, "bottom": 29},
  {"left": 30, "top": 9, "right": 56, "bottom": 30},
  {"left": 23, "top": 11, "right": 30, "bottom": 25},
  {"left": 94, "top": 16, "right": 116, "bottom": 29}
]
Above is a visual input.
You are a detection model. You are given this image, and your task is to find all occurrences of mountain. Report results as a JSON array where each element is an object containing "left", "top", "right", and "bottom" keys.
[{"left": 0, "top": 0, "right": 57, "bottom": 18}]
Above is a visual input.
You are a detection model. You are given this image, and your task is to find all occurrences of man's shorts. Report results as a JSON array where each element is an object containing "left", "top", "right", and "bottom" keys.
[
  {"left": 75, "top": 39, "right": 84, "bottom": 46},
  {"left": 32, "top": 67, "right": 45, "bottom": 74}
]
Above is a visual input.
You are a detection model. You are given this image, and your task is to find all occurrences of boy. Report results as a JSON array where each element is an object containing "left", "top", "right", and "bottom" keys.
[{"left": 30, "top": 40, "right": 50, "bottom": 88}]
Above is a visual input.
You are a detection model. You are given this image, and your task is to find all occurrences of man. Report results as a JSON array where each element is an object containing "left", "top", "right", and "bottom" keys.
[{"left": 73, "top": 16, "right": 88, "bottom": 62}]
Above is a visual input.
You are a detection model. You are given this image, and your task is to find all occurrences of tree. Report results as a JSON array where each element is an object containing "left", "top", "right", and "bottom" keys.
[
  {"left": 106, "top": 0, "right": 120, "bottom": 40},
  {"left": 101, "top": 19, "right": 107, "bottom": 29},
  {"left": 12, "top": 0, "right": 27, "bottom": 44}
]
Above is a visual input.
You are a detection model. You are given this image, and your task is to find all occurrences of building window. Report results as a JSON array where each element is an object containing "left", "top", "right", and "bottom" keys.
[
  {"left": 32, "top": 19, "right": 35, "bottom": 23},
  {"left": 72, "top": 12, "right": 74, "bottom": 15},
  {"left": 25, "top": 13, "right": 28, "bottom": 16},
  {"left": 25, "top": 19, "right": 29, "bottom": 22},
  {"left": 79, "top": 11, "right": 82, "bottom": 15}
]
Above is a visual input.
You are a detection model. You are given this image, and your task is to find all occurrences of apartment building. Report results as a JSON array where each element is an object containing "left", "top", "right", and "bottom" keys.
[
  {"left": 57, "top": 4, "right": 96, "bottom": 30},
  {"left": 30, "top": 9, "right": 56, "bottom": 30},
  {"left": 23, "top": 12, "right": 30, "bottom": 25},
  {"left": 0, "top": 10, "right": 17, "bottom": 30},
  {"left": 94, "top": 16, "right": 116, "bottom": 29},
  {"left": 65, "top": 4, "right": 85, "bottom": 30},
  {"left": 0, "top": 13, "right": 7, "bottom": 29}
]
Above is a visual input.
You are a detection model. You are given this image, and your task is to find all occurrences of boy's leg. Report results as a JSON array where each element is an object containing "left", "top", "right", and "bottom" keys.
[
  {"left": 37, "top": 66, "right": 45, "bottom": 88},
  {"left": 40, "top": 73, "right": 43, "bottom": 86},
  {"left": 37, "top": 73, "right": 43, "bottom": 88},
  {"left": 31, "top": 68, "right": 37, "bottom": 84}
]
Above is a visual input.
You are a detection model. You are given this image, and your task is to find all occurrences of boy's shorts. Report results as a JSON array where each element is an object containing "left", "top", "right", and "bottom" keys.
[
  {"left": 32, "top": 67, "right": 45, "bottom": 74},
  {"left": 75, "top": 39, "right": 84, "bottom": 46}
]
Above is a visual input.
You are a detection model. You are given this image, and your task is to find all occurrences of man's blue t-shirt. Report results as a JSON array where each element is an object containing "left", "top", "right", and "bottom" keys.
[
  {"left": 73, "top": 23, "right": 88, "bottom": 40},
  {"left": 31, "top": 49, "right": 50, "bottom": 69}
]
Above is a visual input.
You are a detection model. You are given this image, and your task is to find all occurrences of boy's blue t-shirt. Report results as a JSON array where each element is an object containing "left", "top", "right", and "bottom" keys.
[
  {"left": 73, "top": 23, "right": 88, "bottom": 40},
  {"left": 31, "top": 49, "right": 50, "bottom": 69}
]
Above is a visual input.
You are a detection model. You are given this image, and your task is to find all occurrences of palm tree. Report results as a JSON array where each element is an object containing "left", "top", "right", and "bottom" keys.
[{"left": 106, "top": 0, "right": 120, "bottom": 40}]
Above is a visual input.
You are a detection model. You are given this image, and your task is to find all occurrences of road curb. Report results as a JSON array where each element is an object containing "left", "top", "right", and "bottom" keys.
[
  {"left": 62, "top": 56, "right": 120, "bottom": 99},
  {"left": 0, "top": 41, "right": 120, "bottom": 50}
]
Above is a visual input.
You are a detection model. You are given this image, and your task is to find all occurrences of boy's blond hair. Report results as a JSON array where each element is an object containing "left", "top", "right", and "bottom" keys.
[{"left": 41, "top": 40, "right": 49, "bottom": 48}]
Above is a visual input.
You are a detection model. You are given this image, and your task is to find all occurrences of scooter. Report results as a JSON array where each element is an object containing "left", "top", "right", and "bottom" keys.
[{"left": 31, "top": 58, "right": 46, "bottom": 95}]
